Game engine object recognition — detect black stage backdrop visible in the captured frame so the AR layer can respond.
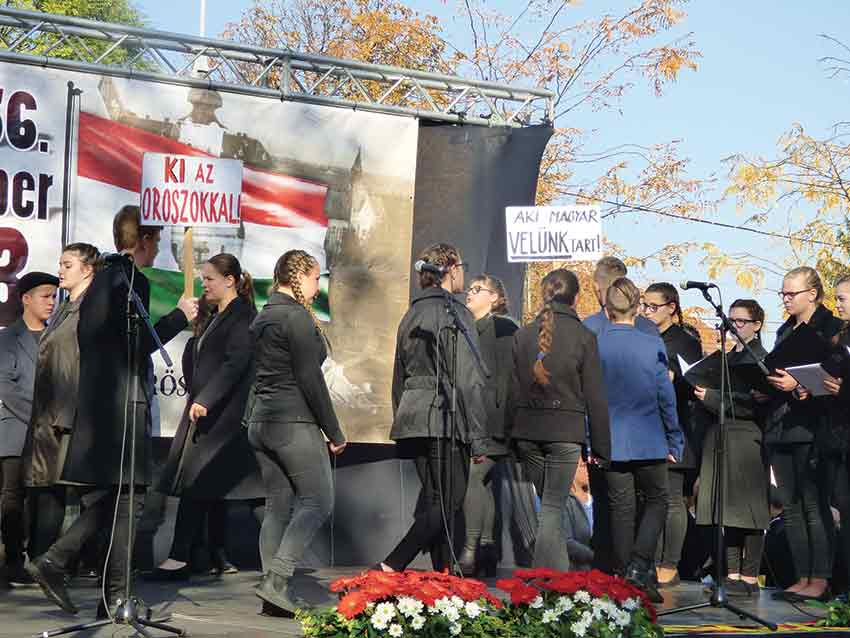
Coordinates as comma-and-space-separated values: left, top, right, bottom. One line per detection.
140, 122, 552, 570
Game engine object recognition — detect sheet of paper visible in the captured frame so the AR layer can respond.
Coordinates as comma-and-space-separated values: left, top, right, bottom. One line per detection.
785, 363, 832, 397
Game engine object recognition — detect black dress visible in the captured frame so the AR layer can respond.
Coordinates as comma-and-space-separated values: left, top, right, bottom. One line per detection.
696, 340, 770, 531
660, 323, 703, 474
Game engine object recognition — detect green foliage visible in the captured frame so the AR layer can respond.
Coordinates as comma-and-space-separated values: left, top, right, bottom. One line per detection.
3, 0, 147, 65
815, 598, 850, 627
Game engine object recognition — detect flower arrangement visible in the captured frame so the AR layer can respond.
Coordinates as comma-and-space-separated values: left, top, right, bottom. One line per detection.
298, 570, 505, 637
496, 568, 662, 638
297, 568, 661, 638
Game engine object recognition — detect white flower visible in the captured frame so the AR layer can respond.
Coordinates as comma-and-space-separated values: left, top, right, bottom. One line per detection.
615, 610, 631, 627
608, 622, 617, 632
571, 621, 589, 637
449, 623, 462, 636
542, 609, 559, 624
434, 597, 453, 613
575, 590, 591, 604
443, 606, 461, 623
580, 611, 593, 625
530, 595, 544, 609
555, 596, 574, 613
410, 615, 426, 630
388, 624, 404, 638
375, 602, 396, 620
451, 596, 465, 608
397, 597, 424, 618
371, 615, 390, 631
464, 601, 481, 619
623, 597, 640, 611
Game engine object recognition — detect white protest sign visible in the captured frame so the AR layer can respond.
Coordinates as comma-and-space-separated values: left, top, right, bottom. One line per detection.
140, 153, 243, 227
506, 205, 602, 263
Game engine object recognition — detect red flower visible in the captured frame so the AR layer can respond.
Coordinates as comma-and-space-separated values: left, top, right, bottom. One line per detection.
337, 591, 369, 619
514, 567, 559, 581
510, 583, 540, 605
496, 578, 525, 593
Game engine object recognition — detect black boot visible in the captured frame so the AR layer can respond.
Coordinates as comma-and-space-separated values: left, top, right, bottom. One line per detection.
255, 572, 298, 616
478, 544, 498, 578
624, 563, 664, 604
458, 546, 477, 576
27, 556, 78, 614
209, 548, 238, 576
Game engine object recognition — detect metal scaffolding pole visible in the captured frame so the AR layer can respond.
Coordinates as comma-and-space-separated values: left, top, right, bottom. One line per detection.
0, 6, 554, 127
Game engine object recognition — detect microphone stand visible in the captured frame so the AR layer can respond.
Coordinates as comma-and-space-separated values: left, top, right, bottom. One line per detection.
39, 256, 185, 637
658, 286, 776, 631
437, 288, 490, 576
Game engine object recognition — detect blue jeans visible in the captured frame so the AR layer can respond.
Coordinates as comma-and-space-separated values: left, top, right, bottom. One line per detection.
515, 440, 582, 571
248, 421, 333, 578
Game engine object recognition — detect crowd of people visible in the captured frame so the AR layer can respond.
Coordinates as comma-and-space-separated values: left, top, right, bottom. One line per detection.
2, 217, 850, 620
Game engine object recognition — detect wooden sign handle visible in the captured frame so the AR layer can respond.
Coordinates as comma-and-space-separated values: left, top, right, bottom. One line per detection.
183, 227, 194, 298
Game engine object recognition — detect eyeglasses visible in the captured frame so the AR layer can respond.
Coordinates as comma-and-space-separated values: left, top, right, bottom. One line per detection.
467, 285, 493, 296
640, 302, 673, 313
778, 288, 814, 301
452, 262, 469, 273
730, 318, 758, 327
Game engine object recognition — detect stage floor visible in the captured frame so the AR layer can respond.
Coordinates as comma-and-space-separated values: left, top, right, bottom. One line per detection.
0, 568, 842, 637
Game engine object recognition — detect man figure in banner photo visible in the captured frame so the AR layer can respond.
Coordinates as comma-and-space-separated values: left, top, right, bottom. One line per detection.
27, 206, 198, 617
0, 272, 58, 587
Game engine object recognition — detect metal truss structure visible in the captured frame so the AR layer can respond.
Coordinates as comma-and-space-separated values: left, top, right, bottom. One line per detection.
0, 6, 553, 127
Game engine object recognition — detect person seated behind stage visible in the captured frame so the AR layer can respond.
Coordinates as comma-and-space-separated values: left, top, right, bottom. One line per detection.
26, 208, 198, 617
562, 460, 594, 571
375, 243, 488, 576
150, 253, 263, 582
0, 272, 58, 587
246, 249, 347, 617
508, 268, 610, 572
692, 299, 770, 598
642, 282, 703, 589
595, 277, 682, 604
459, 274, 519, 577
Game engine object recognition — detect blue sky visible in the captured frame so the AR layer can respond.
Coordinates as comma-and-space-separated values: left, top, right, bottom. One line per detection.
136, 0, 850, 342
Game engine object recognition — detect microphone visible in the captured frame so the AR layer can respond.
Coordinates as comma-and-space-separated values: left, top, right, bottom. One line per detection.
680, 280, 717, 292
414, 260, 446, 275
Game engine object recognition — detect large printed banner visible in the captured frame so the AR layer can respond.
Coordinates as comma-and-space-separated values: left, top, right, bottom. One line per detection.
0, 63, 418, 441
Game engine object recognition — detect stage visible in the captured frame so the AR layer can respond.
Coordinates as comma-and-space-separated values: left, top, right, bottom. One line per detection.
2, 568, 848, 638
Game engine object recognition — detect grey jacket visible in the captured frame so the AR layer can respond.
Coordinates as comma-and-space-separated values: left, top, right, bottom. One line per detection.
389, 287, 488, 456
0, 319, 39, 457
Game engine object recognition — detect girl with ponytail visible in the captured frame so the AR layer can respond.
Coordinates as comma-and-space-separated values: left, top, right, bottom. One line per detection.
641, 282, 702, 587
508, 268, 610, 572
246, 249, 346, 615
153, 253, 263, 582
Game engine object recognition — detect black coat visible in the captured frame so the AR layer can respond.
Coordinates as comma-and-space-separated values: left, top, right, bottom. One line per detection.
661, 324, 703, 469
763, 304, 843, 446
248, 292, 345, 445
389, 287, 488, 456
696, 340, 770, 530
157, 296, 263, 500
0, 318, 39, 457
507, 303, 610, 462
477, 314, 519, 456
60, 258, 187, 486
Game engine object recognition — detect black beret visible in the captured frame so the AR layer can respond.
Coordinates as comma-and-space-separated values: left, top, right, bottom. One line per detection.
18, 271, 59, 297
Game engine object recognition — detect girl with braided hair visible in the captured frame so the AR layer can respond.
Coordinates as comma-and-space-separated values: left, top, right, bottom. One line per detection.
246, 249, 346, 616
641, 282, 702, 587
507, 268, 610, 572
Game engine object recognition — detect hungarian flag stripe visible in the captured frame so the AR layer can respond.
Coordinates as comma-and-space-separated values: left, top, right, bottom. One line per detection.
78, 111, 329, 228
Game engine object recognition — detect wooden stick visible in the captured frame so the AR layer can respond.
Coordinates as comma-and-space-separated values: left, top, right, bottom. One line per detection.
183, 227, 194, 298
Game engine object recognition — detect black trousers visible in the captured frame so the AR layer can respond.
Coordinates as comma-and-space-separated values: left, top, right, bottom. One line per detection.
385, 438, 469, 572
45, 487, 143, 601
27, 485, 66, 559
655, 469, 687, 569
726, 530, 765, 578
0, 457, 25, 566
607, 460, 669, 573
589, 463, 614, 573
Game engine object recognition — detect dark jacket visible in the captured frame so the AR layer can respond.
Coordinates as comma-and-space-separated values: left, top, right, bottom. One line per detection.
507, 303, 610, 462
477, 314, 519, 456
596, 323, 682, 462
0, 319, 39, 457
562, 493, 594, 570
389, 287, 488, 456
59, 258, 187, 486
24, 296, 83, 487
763, 304, 843, 446
157, 296, 262, 500
696, 340, 770, 530
584, 310, 659, 337
248, 292, 345, 445
661, 323, 703, 469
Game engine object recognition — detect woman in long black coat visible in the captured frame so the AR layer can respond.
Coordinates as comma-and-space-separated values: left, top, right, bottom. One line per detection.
150, 253, 262, 580
694, 299, 770, 598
